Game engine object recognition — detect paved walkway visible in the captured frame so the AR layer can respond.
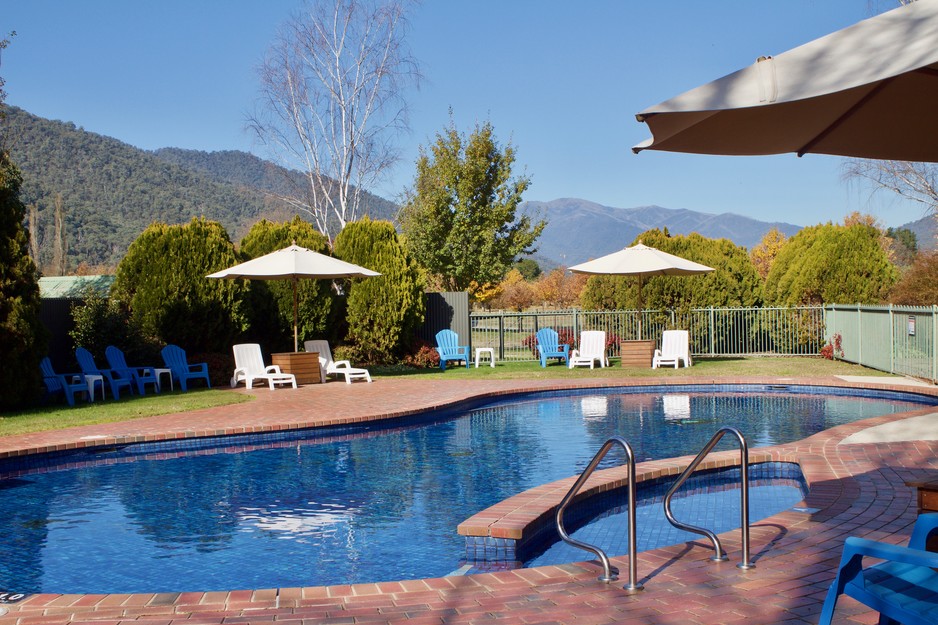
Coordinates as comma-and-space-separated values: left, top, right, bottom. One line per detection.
2, 375, 937, 625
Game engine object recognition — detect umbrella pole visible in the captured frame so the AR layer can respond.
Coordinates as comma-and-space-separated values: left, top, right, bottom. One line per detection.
293, 277, 299, 353
637, 275, 643, 341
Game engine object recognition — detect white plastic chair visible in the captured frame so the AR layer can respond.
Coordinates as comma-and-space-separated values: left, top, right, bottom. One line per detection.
231, 344, 296, 390
568, 331, 608, 369
304, 340, 372, 384
652, 330, 692, 368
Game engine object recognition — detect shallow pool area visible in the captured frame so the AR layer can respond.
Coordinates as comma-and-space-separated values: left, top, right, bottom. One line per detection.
0, 384, 933, 594
522, 462, 807, 569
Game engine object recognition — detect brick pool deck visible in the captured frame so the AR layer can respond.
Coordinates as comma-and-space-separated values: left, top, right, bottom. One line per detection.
1, 375, 937, 625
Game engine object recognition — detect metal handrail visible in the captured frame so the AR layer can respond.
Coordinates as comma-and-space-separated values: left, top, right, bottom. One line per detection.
663, 426, 755, 569
555, 436, 643, 593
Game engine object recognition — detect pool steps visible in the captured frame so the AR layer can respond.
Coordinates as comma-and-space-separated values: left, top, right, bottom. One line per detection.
553, 428, 754, 593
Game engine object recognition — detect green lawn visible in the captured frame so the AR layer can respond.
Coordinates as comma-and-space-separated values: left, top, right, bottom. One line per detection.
372, 356, 887, 381
0, 388, 250, 437
4, 357, 893, 438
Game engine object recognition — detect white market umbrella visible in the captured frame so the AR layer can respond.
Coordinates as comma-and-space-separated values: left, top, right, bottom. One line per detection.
633, 0, 938, 161
569, 243, 714, 339
208, 243, 380, 351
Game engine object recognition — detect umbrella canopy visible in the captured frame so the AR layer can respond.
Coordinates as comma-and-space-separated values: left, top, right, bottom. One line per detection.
208, 244, 380, 351
633, 0, 938, 162
569, 243, 714, 339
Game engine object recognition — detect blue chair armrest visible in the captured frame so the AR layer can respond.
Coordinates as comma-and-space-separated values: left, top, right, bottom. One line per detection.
909, 512, 938, 550
841, 536, 938, 569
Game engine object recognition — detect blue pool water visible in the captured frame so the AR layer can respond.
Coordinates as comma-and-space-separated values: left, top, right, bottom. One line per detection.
0, 385, 932, 594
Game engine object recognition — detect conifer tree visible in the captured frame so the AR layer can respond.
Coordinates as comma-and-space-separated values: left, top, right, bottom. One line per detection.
239, 216, 338, 350
764, 222, 897, 306
0, 150, 46, 409
0, 31, 47, 409
333, 217, 424, 363
111, 218, 248, 353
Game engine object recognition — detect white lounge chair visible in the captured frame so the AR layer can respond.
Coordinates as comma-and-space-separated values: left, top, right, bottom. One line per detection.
568, 331, 608, 369
653, 330, 692, 368
304, 340, 372, 384
231, 343, 297, 390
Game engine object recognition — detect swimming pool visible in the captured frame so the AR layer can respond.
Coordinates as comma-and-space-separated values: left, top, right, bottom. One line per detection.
0, 385, 932, 594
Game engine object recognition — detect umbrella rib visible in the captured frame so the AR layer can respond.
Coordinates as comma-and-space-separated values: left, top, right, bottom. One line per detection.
796, 78, 893, 157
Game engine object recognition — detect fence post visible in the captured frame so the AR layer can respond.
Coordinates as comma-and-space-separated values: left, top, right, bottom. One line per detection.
857, 303, 862, 365
709, 306, 715, 357
498, 312, 505, 361
933, 306, 937, 383
889, 304, 895, 374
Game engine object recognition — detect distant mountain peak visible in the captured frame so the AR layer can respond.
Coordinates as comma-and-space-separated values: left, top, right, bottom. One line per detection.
520, 198, 802, 268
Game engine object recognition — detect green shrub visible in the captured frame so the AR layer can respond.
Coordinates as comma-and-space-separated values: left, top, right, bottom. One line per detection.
111, 218, 248, 353
69, 289, 157, 362
402, 340, 440, 368
333, 218, 425, 364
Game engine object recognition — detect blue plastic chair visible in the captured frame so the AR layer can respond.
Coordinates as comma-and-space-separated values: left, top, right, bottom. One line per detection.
40, 357, 91, 406
106, 346, 159, 395
76, 347, 134, 400
535, 328, 570, 367
161, 344, 211, 391
434, 330, 470, 370
818, 513, 938, 625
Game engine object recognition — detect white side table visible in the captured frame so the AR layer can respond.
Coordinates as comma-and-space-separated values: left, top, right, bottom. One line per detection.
82, 374, 104, 402
154, 368, 174, 392
474, 347, 496, 368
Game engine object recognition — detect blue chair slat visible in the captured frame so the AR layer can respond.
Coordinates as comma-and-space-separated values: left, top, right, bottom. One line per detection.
40, 357, 89, 406
105, 346, 159, 395
434, 330, 470, 370
161, 344, 211, 391
535, 328, 569, 368
76, 347, 134, 400
818, 513, 938, 625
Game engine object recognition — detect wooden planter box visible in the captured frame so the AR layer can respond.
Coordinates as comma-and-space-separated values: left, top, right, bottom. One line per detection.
271, 352, 321, 385
619, 340, 656, 368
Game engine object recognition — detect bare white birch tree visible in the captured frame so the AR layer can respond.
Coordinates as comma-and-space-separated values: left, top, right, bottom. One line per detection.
250, 0, 419, 242
844, 159, 938, 213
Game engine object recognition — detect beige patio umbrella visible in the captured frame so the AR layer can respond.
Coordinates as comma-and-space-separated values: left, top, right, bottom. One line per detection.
633, 0, 938, 162
569, 243, 714, 339
207, 243, 380, 352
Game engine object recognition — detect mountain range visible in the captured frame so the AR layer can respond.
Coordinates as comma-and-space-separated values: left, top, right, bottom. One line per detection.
4, 105, 931, 273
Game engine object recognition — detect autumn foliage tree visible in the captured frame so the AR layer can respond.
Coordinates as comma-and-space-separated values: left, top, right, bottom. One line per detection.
750, 227, 787, 280
888, 251, 938, 304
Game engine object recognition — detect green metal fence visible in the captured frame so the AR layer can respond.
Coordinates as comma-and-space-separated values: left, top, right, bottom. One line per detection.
470, 306, 826, 362
825, 304, 938, 382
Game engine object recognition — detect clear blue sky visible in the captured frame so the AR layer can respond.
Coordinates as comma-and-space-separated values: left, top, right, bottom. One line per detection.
1, 0, 926, 228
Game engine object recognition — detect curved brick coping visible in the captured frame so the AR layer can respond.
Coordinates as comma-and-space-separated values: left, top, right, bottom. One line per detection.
457, 448, 788, 556
2, 377, 935, 465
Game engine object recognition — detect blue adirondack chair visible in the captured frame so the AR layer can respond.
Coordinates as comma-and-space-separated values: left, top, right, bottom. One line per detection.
535, 328, 569, 367
434, 330, 470, 370
106, 346, 159, 395
161, 344, 211, 391
40, 357, 91, 406
76, 347, 135, 400
818, 513, 938, 625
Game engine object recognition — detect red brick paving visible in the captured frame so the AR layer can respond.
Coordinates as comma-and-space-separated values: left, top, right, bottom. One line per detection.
1, 375, 936, 625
